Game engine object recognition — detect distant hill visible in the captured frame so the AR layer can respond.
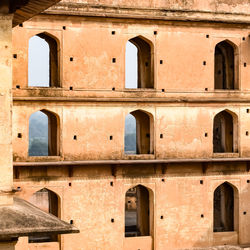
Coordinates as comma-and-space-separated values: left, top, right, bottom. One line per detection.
29, 112, 48, 156
125, 115, 136, 154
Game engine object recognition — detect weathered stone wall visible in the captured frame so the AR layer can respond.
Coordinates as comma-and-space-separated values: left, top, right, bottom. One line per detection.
14, 164, 250, 249
11, 1, 250, 249
11, 104, 250, 161
11, 16, 250, 161
12, 17, 250, 91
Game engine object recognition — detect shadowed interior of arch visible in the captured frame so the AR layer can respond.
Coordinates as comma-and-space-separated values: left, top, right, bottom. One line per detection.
28, 33, 59, 87
125, 185, 150, 237
125, 36, 154, 89
29, 110, 58, 156
213, 110, 234, 153
29, 188, 59, 243
124, 110, 153, 154
214, 182, 235, 232
214, 40, 237, 90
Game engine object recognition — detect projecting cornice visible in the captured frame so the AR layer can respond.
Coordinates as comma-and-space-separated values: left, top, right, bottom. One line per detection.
45, 2, 250, 24
13, 157, 250, 167
12, 89, 250, 104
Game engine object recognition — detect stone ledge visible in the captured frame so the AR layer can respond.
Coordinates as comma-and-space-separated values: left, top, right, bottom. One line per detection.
13, 157, 250, 167
184, 246, 248, 250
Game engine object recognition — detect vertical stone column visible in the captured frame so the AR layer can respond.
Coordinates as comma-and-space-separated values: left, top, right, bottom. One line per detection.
0, 14, 13, 205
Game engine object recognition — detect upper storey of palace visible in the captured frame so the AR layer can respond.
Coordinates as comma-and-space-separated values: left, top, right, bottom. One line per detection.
10, 0, 250, 162
12, 4, 250, 100
47, 0, 250, 22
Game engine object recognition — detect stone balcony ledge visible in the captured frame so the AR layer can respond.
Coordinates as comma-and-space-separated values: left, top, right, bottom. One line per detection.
13, 157, 250, 167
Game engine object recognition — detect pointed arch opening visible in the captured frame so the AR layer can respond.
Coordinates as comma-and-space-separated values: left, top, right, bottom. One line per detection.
29, 188, 60, 242
28, 32, 60, 87
213, 110, 238, 153
125, 185, 153, 237
214, 40, 238, 90
124, 110, 154, 155
213, 182, 239, 232
125, 36, 154, 89
29, 110, 59, 156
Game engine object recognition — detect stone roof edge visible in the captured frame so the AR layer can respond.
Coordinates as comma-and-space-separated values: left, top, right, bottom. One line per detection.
44, 2, 250, 24
0, 197, 79, 239
12, 0, 61, 27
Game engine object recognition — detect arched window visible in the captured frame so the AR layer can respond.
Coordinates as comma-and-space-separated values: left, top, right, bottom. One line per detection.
213, 110, 237, 153
28, 33, 59, 87
214, 40, 238, 90
29, 110, 59, 156
213, 182, 238, 232
124, 110, 154, 154
125, 185, 151, 237
29, 188, 60, 242
125, 36, 154, 89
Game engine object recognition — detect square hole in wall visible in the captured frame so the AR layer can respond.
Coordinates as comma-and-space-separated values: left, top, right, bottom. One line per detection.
200, 180, 203, 184
162, 89, 165, 92
111, 218, 114, 223
160, 215, 164, 219
160, 60, 163, 64
110, 181, 113, 186
112, 58, 116, 63
110, 136, 113, 140
160, 134, 163, 139
112, 87, 115, 91
19, 23, 23, 27
205, 88, 208, 91
154, 31, 157, 35
203, 61, 206, 66
247, 109, 249, 113
63, 26, 66, 30
201, 214, 204, 218
16, 85, 20, 89
112, 31, 115, 35
17, 133, 22, 138
205, 133, 208, 137
70, 57, 73, 61
13, 54, 17, 59
70, 220, 74, 224
69, 86, 73, 90
243, 37, 246, 41
206, 34, 209, 38
246, 131, 249, 136
69, 182, 72, 186
244, 63, 247, 67
73, 135, 77, 140
247, 180, 250, 183
243, 211, 247, 215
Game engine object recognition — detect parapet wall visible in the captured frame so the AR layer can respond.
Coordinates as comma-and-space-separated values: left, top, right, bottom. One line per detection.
46, 0, 250, 24
57, 0, 250, 14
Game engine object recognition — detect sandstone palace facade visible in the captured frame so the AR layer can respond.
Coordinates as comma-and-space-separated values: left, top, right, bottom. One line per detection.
11, 0, 250, 249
